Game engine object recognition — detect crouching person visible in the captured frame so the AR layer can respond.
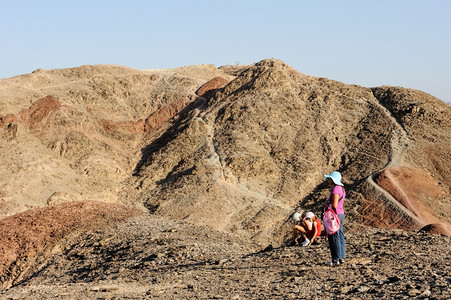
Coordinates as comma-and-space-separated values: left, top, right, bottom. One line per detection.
303, 212, 322, 246
292, 211, 321, 246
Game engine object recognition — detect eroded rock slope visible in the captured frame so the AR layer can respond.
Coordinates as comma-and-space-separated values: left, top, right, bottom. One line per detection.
0, 64, 234, 217
1, 59, 450, 244
126, 59, 451, 245
0, 59, 450, 292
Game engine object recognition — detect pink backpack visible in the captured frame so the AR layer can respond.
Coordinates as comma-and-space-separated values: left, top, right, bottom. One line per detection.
323, 208, 341, 235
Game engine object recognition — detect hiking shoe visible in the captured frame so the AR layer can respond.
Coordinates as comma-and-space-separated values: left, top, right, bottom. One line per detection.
301, 239, 310, 247
339, 259, 345, 264
326, 260, 340, 267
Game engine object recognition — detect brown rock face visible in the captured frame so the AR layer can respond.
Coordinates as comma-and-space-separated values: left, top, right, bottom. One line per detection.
0, 201, 139, 289
144, 97, 189, 133
0, 114, 18, 127
420, 223, 451, 235
127, 59, 451, 245
19, 95, 62, 129
361, 167, 451, 235
368, 167, 450, 234
375, 167, 444, 223
0, 64, 234, 218
195, 76, 231, 99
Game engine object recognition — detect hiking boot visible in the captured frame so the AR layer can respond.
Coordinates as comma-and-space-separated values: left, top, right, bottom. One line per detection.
326, 260, 340, 267
339, 259, 345, 264
301, 239, 310, 247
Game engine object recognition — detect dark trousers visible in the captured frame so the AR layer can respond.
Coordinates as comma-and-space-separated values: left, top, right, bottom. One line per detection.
327, 214, 346, 261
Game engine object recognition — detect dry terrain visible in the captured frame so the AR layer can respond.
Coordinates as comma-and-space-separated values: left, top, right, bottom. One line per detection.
0, 59, 450, 298
1, 214, 450, 299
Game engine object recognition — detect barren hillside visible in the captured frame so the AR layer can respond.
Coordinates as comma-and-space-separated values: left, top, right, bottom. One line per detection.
0, 59, 450, 296
124, 59, 451, 244
0, 64, 234, 216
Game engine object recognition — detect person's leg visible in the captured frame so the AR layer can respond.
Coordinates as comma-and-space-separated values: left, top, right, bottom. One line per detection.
293, 225, 306, 243
292, 226, 298, 243
337, 214, 346, 260
327, 232, 339, 262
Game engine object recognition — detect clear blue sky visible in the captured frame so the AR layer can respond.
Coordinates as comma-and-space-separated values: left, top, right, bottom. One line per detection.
1, 0, 450, 102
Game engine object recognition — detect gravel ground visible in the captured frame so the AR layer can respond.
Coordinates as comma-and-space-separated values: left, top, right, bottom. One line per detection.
1, 215, 450, 299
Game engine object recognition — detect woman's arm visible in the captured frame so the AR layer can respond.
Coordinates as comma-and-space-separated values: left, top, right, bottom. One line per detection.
331, 193, 339, 213
309, 222, 318, 245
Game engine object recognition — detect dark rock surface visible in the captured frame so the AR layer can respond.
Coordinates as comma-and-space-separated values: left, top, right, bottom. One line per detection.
2, 215, 449, 299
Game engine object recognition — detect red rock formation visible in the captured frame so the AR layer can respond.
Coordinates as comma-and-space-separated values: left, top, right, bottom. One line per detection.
195, 76, 230, 99
144, 98, 187, 133
358, 192, 421, 230
374, 166, 450, 235
99, 119, 145, 134
0, 201, 140, 289
0, 114, 19, 127
19, 95, 62, 129
420, 223, 451, 235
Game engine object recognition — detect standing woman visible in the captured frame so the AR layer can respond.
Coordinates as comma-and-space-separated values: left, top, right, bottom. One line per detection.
324, 171, 346, 266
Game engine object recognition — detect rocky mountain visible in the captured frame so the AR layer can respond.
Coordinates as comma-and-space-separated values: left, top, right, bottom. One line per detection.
0, 58, 450, 296
0, 64, 234, 216
123, 59, 450, 244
